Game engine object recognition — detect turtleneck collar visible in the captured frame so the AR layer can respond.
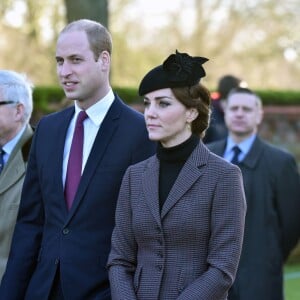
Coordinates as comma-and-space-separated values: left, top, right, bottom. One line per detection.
157, 134, 199, 163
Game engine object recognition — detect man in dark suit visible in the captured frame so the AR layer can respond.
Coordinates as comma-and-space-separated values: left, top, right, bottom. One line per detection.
0, 70, 34, 282
0, 19, 155, 300
207, 87, 300, 300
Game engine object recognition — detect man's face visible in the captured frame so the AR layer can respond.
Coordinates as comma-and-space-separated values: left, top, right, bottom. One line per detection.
55, 30, 109, 108
224, 92, 263, 138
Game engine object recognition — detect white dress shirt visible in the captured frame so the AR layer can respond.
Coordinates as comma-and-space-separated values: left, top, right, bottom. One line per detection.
223, 134, 256, 163
62, 89, 115, 186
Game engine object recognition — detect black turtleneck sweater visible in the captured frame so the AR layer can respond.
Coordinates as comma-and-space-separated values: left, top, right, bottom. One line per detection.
157, 134, 199, 210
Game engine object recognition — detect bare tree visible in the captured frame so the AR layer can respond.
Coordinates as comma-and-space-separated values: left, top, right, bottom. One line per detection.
64, 0, 109, 27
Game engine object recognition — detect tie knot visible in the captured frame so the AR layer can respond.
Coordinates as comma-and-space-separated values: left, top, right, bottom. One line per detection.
76, 111, 88, 125
232, 145, 241, 155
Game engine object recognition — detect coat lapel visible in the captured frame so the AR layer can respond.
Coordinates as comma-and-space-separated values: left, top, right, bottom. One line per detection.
161, 142, 209, 219
0, 125, 33, 193
240, 136, 264, 169
142, 156, 161, 225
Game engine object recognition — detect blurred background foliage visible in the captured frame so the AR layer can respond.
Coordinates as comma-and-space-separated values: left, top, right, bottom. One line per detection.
0, 0, 299, 92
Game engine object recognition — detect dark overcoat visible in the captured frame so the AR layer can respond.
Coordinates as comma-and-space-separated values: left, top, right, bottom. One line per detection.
208, 136, 300, 300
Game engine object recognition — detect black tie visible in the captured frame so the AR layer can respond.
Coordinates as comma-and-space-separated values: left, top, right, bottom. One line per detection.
0, 148, 5, 174
231, 145, 241, 165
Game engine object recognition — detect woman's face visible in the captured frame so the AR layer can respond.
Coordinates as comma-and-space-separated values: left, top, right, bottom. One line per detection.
143, 88, 197, 148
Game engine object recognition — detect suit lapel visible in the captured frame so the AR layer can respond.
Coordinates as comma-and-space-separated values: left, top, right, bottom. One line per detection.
66, 98, 122, 219
161, 142, 209, 219
52, 107, 76, 215
240, 136, 264, 169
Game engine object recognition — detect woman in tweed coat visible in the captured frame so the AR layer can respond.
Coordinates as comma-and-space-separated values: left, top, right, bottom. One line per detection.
107, 51, 246, 300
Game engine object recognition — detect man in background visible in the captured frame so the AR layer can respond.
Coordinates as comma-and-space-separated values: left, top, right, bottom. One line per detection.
208, 87, 300, 300
204, 74, 243, 143
0, 70, 34, 281
0, 19, 155, 300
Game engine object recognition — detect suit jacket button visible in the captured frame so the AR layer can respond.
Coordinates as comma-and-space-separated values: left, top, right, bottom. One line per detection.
62, 228, 69, 235
54, 258, 60, 265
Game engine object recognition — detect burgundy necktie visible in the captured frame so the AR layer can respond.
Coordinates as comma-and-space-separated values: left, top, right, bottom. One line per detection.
64, 111, 88, 210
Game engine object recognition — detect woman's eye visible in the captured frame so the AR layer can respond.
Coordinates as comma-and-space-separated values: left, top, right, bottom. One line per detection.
159, 101, 170, 108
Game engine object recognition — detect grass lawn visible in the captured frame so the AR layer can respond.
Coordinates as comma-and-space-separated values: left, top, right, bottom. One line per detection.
284, 263, 300, 300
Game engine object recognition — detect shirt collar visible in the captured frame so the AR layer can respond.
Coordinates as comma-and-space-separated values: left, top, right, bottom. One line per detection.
74, 89, 115, 126
2, 125, 27, 156
225, 134, 256, 157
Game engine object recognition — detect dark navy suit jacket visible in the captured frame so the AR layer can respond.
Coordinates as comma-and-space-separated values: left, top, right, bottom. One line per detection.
0, 95, 155, 300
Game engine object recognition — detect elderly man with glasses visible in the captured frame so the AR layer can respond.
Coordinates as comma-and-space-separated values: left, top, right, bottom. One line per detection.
0, 70, 34, 281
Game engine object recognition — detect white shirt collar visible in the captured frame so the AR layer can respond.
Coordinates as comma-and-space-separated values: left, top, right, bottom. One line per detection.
2, 125, 27, 156
74, 89, 115, 126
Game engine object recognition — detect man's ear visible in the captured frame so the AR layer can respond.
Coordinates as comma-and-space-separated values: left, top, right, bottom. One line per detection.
97, 51, 110, 71
15, 103, 25, 121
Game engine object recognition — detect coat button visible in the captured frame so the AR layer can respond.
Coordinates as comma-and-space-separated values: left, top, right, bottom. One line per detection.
62, 228, 69, 235
156, 265, 162, 271
54, 258, 60, 265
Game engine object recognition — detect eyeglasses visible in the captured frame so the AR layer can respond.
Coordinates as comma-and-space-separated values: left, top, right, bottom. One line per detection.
0, 101, 17, 106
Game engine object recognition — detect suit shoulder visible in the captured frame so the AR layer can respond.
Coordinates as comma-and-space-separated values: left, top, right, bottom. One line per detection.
37, 106, 72, 125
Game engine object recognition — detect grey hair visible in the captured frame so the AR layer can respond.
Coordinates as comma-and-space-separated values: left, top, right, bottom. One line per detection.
0, 70, 33, 123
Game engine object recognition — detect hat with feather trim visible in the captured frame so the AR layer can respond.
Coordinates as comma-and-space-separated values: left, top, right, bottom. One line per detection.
138, 50, 209, 96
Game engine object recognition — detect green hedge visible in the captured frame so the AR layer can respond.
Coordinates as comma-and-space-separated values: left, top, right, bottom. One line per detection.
256, 90, 300, 106
32, 86, 300, 117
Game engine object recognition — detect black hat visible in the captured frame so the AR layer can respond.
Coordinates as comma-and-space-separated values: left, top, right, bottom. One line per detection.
138, 50, 208, 96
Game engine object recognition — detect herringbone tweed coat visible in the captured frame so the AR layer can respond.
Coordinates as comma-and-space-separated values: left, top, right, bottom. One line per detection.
107, 141, 246, 300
